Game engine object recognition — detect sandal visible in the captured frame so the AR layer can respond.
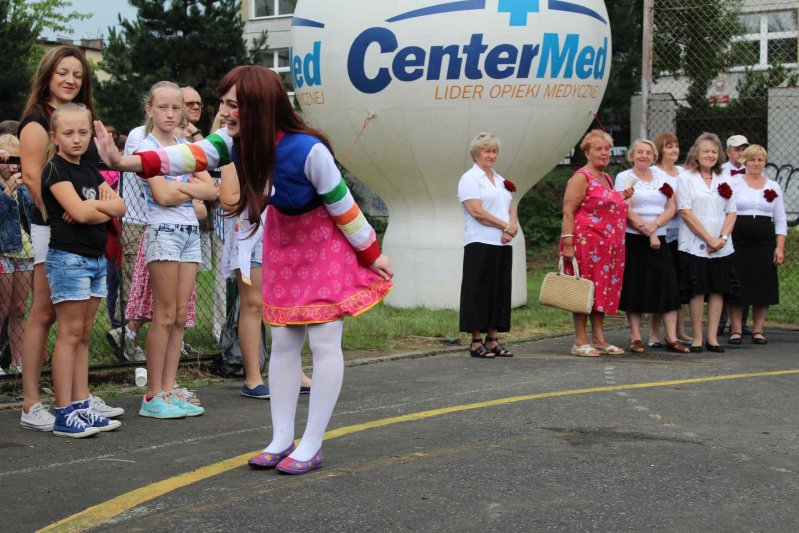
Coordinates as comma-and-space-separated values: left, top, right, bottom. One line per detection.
630, 339, 645, 353
593, 344, 625, 356
728, 332, 742, 345
469, 340, 495, 358
664, 339, 690, 353
571, 344, 601, 357
752, 332, 768, 345
484, 337, 514, 357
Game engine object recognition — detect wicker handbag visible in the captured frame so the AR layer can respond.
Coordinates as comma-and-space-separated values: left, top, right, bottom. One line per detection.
539, 257, 595, 314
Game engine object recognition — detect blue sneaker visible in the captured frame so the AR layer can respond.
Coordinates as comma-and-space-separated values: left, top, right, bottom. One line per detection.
241, 383, 270, 399
53, 406, 101, 438
165, 390, 205, 417
139, 392, 187, 419
72, 400, 122, 432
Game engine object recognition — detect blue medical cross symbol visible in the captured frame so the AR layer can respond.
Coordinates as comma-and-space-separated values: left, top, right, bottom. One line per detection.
498, 0, 540, 26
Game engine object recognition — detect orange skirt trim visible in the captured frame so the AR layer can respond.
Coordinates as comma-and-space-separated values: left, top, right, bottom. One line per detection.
263, 278, 393, 326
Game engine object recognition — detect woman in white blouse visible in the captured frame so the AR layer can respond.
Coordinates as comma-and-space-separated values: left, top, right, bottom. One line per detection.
458, 132, 519, 358
677, 133, 738, 353
615, 140, 688, 354
727, 145, 786, 345
649, 132, 692, 345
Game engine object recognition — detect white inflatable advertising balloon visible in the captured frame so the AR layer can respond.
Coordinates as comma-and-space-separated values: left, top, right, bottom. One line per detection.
291, 0, 611, 309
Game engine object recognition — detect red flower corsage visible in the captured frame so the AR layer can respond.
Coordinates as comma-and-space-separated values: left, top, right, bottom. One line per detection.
503, 179, 517, 192
763, 188, 778, 203
659, 183, 674, 198
717, 182, 733, 199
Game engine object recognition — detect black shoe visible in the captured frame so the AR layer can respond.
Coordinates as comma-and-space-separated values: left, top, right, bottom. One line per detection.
689, 345, 703, 353
705, 342, 725, 353
751, 332, 768, 345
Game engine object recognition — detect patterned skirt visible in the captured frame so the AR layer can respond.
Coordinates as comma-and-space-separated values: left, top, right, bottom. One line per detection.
125, 232, 197, 326
262, 205, 392, 326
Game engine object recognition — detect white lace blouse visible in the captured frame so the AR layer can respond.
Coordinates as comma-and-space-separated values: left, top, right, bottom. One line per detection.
677, 170, 736, 258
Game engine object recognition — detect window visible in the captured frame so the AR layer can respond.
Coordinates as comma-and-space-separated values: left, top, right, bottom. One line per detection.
262, 48, 293, 91
253, 0, 294, 18
732, 10, 798, 69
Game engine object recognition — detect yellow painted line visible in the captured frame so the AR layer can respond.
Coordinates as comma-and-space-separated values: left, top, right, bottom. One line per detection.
40, 368, 799, 532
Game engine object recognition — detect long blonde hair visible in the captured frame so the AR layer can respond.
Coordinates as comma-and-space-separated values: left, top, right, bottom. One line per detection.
143, 81, 182, 136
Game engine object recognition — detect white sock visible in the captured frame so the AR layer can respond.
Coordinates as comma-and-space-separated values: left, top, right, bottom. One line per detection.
124, 327, 136, 341
264, 325, 305, 453
292, 320, 344, 461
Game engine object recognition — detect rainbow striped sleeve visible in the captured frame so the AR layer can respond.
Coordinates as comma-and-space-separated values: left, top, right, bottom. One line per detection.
322, 177, 381, 266
138, 129, 233, 178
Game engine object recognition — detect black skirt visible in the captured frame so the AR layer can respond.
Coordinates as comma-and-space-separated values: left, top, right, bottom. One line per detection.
459, 242, 512, 333
728, 216, 779, 306
618, 234, 681, 313
679, 251, 740, 300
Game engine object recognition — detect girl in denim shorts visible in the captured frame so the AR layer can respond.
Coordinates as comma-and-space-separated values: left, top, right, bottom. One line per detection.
136, 82, 219, 419
41, 104, 128, 437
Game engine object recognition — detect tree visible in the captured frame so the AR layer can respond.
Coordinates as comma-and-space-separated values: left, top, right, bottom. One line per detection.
601, 0, 643, 143
653, 0, 743, 110
0, 0, 88, 120
96, 0, 268, 133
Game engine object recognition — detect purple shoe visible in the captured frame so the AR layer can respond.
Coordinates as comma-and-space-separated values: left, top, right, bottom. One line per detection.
247, 443, 296, 469
275, 450, 324, 475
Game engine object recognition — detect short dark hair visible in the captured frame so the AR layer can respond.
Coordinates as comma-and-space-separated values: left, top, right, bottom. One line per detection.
0, 120, 20, 136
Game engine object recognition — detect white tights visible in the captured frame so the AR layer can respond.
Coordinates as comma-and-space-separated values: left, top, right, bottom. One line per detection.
264, 320, 344, 461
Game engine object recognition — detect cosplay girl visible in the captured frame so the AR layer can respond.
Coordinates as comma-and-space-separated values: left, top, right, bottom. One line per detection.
94, 66, 393, 473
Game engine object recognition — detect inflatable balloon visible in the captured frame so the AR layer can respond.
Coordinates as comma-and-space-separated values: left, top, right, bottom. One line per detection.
291, 0, 611, 309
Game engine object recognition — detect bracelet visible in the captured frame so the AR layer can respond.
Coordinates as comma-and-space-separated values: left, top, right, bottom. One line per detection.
189, 130, 201, 138
504, 224, 510, 233
560, 233, 574, 239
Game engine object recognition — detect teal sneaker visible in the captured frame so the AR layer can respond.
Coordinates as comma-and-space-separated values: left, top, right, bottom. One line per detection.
139, 392, 186, 419
166, 390, 205, 417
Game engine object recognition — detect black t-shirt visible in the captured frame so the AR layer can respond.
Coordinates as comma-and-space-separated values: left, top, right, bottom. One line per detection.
42, 154, 107, 257
18, 106, 101, 226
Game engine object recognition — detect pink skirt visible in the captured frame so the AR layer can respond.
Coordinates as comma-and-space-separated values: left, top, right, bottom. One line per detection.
125, 233, 197, 326
262, 205, 392, 326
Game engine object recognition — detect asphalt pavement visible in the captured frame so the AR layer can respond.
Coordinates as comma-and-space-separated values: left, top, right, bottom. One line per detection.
2, 330, 798, 532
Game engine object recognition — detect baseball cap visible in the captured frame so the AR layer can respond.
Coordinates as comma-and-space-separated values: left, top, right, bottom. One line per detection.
726, 135, 749, 148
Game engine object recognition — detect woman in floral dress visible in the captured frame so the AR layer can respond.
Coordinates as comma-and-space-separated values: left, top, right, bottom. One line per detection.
561, 130, 631, 357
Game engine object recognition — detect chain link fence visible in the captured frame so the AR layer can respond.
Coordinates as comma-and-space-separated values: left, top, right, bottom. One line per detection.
641, 0, 799, 323
0, 161, 230, 375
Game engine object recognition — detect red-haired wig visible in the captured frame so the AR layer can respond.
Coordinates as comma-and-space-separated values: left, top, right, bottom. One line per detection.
217, 66, 332, 226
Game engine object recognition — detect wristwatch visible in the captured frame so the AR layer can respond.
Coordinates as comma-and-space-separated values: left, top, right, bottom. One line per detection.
720, 234, 729, 242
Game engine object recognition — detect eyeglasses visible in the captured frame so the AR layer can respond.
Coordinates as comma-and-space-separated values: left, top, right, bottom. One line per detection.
185, 101, 203, 107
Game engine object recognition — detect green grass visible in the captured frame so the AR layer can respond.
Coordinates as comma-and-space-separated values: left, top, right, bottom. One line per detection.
34, 166, 799, 365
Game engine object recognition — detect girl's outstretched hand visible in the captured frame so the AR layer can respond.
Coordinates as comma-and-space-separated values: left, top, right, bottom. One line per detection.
369, 254, 394, 280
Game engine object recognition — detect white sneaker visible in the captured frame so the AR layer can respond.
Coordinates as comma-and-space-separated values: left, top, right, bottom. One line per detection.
132, 346, 146, 362
123, 343, 145, 362
173, 385, 202, 406
20, 402, 56, 431
89, 394, 125, 418
106, 327, 124, 350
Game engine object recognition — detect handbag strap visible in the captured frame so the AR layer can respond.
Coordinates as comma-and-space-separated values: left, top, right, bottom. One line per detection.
558, 256, 581, 279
